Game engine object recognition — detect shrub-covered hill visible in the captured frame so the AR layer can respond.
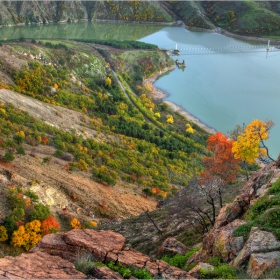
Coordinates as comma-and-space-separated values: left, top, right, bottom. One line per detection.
2, 1, 280, 38
0, 39, 209, 223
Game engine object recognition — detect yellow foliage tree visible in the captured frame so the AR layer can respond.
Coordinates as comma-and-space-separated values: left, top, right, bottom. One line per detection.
0, 226, 8, 242
71, 218, 82, 229
105, 77, 112, 88
186, 123, 195, 134
90, 221, 98, 227
232, 119, 275, 180
154, 112, 161, 118
11, 220, 42, 250
166, 115, 174, 124
16, 131, 25, 138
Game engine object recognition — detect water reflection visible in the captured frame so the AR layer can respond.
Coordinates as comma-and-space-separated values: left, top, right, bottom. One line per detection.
0, 21, 165, 41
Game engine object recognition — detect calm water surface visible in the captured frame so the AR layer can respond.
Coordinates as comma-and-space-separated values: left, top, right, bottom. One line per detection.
1, 23, 279, 157
140, 27, 280, 158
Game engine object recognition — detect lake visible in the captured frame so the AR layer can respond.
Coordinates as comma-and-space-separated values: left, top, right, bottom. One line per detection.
140, 27, 280, 158
1, 22, 280, 157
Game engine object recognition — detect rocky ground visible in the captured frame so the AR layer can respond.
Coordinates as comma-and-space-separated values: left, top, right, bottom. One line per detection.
0, 229, 195, 279
186, 156, 280, 278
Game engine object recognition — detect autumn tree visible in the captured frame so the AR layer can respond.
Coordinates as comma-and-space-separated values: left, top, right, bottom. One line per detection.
41, 216, 60, 235
0, 226, 8, 242
200, 132, 241, 208
232, 119, 275, 180
71, 218, 82, 229
11, 220, 42, 250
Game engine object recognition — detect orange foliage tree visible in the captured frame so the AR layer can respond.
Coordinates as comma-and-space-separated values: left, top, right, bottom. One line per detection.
41, 216, 60, 236
200, 132, 241, 208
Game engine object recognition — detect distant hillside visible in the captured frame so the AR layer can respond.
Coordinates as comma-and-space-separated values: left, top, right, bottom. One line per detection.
1, 1, 280, 37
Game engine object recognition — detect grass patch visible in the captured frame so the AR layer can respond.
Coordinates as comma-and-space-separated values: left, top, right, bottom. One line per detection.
107, 261, 152, 279
161, 246, 201, 269
200, 263, 237, 279
235, 178, 280, 240
74, 250, 96, 275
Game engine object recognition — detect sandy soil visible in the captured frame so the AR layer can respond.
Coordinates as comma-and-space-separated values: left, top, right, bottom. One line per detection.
0, 147, 156, 222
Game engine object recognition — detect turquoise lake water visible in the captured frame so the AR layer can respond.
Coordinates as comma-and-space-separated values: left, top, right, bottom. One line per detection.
1, 22, 279, 157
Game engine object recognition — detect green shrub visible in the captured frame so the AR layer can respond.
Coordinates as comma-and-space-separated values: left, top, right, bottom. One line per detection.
28, 203, 51, 221
13, 134, 24, 144
3, 151, 15, 163
200, 264, 237, 279
234, 221, 258, 240
206, 256, 222, 266
107, 261, 132, 278
161, 247, 201, 269
257, 207, 280, 228
132, 268, 152, 279
268, 178, 280, 195
6, 188, 26, 209
246, 195, 272, 220
3, 216, 17, 240
74, 251, 95, 275
25, 189, 39, 203
16, 146, 26, 155
10, 207, 25, 221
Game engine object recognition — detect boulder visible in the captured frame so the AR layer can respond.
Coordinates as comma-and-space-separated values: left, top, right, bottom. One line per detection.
190, 219, 245, 264
232, 228, 280, 267
30, 232, 77, 261
116, 248, 150, 269
31, 230, 194, 280
0, 251, 86, 279
63, 229, 125, 262
186, 248, 208, 265
247, 252, 280, 278
156, 260, 196, 279
188, 262, 214, 278
210, 220, 246, 262
158, 237, 189, 256
214, 164, 278, 230
33, 229, 126, 262
106, 247, 150, 269
91, 266, 123, 279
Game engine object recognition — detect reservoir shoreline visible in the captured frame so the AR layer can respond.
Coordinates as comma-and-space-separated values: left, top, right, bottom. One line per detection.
144, 68, 217, 135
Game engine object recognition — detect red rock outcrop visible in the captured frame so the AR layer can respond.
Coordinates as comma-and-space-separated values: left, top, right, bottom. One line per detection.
31, 229, 126, 262
158, 237, 189, 256
31, 229, 195, 279
91, 266, 123, 279
0, 251, 86, 279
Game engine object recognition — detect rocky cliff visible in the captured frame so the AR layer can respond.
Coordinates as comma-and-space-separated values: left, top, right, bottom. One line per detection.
1, 157, 280, 279
0, 229, 194, 279
187, 155, 280, 278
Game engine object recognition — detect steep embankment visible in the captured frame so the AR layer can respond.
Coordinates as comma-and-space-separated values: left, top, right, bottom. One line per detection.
186, 156, 280, 278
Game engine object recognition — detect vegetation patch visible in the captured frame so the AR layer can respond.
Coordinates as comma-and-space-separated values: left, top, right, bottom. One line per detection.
161, 246, 201, 269
234, 178, 280, 239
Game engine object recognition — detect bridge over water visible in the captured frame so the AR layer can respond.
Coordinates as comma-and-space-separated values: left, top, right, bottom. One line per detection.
161, 41, 280, 56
